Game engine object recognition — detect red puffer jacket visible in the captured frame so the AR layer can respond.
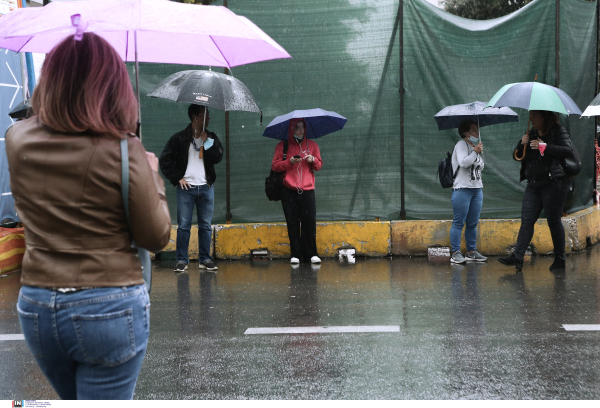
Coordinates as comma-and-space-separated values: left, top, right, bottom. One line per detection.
271, 118, 323, 191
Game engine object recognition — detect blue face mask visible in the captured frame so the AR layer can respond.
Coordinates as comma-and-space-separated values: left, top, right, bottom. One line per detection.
468, 136, 479, 145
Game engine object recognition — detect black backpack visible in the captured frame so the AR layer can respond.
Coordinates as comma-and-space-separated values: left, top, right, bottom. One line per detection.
265, 140, 288, 201
437, 148, 459, 188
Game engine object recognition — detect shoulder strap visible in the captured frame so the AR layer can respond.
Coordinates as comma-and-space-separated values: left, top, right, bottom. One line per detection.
120, 138, 131, 226
283, 140, 288, 160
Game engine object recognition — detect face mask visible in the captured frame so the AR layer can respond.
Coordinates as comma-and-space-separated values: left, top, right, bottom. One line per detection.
294, 134, 304, 142
468, 135, 479, 145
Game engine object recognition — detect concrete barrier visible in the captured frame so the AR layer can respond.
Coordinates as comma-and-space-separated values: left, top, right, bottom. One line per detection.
160, 205, 600, 259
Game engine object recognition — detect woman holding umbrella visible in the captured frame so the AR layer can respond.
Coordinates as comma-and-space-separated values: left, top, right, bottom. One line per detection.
450, 120, 487, 264
272, 119, 323, 264
498, 110, 574, 272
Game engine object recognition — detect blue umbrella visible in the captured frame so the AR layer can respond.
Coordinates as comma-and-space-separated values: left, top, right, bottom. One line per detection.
434, 101, 519, 131
262, 108, 347, 140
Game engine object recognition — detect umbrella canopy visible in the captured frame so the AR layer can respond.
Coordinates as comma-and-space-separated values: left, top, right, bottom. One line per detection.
262, 109, 347, 140
434, 101, 519, 130
486, 82, 581, 115
147, 70, 260, 114
581, 92, 600, 117
0, 0, 291, 68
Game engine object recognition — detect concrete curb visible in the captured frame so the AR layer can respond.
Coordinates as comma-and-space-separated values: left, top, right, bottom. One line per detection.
160, 205, 600, 259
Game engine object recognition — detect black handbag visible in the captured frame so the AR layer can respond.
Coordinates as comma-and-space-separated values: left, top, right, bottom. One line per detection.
265, 140, 288, 201
120, 137, 152, 293
562, 144, 582, 177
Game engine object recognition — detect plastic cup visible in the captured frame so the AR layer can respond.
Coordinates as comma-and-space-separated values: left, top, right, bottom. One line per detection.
538, 142, 546, 156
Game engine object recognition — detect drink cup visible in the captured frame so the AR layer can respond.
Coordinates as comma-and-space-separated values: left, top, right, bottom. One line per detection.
538, 142, 547, 156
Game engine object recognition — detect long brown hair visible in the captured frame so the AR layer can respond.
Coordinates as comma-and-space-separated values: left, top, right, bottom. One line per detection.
31, 33, 137, 138
533, 110, 560, 135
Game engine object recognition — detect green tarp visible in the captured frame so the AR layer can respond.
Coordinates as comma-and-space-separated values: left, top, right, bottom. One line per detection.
133, 0, 597, 223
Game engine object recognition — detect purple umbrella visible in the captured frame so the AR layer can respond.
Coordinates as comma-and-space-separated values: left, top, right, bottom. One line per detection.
0, 0, 291, 137
0, 0, 291, 67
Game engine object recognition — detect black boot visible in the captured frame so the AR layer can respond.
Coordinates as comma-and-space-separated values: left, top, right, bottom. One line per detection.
549, 257, 566, 271
498, 253, 523, 271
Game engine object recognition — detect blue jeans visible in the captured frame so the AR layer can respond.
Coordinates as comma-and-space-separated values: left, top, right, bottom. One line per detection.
17, 285, 150, 400
176, 184, 214, 264
450, 188, 483, 253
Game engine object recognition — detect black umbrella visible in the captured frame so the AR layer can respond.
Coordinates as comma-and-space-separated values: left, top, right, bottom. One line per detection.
434, 101, 519, 131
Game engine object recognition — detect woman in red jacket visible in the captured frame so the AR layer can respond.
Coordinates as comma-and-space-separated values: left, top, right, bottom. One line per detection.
271, 119, 323, 264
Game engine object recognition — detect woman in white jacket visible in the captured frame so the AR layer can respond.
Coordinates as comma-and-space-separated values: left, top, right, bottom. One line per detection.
450, 120, 487, 264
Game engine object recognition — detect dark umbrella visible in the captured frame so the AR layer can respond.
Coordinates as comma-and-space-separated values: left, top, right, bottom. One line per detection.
8, 99, 31, 120
262, 108, 347, 140
434, 101, 519, 131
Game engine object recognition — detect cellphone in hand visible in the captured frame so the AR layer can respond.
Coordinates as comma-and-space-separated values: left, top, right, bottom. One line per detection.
293, 155, 301, 159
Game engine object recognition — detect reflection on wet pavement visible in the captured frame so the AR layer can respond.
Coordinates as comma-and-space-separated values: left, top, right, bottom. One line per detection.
2, 247, 600, 399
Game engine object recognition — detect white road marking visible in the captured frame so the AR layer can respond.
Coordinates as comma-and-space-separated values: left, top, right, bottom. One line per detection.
562, 324, 600, 331
0, 334, 25, 341
245, 325, 400, 335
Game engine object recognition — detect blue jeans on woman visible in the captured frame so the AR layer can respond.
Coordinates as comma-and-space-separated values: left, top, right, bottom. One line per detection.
176, 184, 214, 264
17, 285, 150, 400
450, 188, 483, 253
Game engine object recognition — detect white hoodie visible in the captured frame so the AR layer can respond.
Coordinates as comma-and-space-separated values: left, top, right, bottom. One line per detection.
451, 139, 484, 189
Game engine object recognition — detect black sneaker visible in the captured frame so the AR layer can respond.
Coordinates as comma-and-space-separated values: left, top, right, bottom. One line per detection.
199, 259, 218, 272
174, 262, 188, 273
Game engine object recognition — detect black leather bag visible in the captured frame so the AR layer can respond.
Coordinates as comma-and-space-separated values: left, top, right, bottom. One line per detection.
550, 144, 581, 179
265, 140, 288, 201
562, 144, 582, 177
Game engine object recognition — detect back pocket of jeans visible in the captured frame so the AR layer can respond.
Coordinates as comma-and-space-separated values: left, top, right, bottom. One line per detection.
16, 306, 43, 359
72, 309, 136, 367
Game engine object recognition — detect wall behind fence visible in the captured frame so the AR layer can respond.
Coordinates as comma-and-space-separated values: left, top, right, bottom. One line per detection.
134, 0, 597, 223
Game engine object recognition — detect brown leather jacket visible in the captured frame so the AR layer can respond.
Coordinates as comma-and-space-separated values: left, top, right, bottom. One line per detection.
5, 117, 171, 288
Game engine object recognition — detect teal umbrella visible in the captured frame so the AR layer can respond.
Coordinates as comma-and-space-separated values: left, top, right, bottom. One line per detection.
486, 80, 581, 161
486, 81, 581, 115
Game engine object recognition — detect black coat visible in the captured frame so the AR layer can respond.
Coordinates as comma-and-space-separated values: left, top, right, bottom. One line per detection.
513, 124, 573, 182
159, 124, 223, 187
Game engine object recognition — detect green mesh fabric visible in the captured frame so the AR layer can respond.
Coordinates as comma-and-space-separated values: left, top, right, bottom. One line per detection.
131, 0, 597, 223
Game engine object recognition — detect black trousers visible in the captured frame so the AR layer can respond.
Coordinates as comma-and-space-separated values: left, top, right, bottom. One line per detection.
514, 179, 569, 261
281, 187, 318, 261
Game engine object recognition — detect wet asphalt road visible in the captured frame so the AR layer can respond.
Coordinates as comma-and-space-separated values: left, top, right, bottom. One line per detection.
1, 247, 600, 400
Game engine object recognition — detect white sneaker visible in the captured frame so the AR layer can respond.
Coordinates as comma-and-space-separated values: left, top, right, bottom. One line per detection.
290, 257, 300, 264
310, 256, 321, 264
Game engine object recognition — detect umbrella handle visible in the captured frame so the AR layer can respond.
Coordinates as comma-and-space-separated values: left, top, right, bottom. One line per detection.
514, 111, 532, 161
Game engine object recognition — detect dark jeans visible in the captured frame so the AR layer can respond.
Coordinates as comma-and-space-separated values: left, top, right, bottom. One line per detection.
513, 179, 569, 261
281, 187, 318, 261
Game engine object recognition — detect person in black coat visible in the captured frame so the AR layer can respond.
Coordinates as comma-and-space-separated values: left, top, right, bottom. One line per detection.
498, 110, 574, 272
159, 104, 223, 273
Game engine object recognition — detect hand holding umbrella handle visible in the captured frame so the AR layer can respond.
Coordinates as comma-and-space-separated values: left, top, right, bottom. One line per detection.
514, 111, 531, 161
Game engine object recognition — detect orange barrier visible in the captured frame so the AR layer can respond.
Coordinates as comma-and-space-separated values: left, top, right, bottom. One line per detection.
0, 227, 25, 275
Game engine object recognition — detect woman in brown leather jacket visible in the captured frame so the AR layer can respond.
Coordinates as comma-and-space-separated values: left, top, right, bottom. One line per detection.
5, 33, 171, 399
